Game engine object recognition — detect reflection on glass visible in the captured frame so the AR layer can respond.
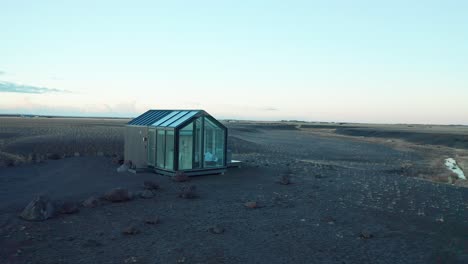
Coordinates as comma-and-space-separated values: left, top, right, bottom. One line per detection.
165, 130, 174, 170
194, 117, 202, 169
178, 122, 193, 170
156, 130, 165, 168
203, 117, 225, 168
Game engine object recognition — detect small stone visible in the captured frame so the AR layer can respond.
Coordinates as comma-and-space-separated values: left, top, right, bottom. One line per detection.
96, 152, 104, 157
139, 190, 155, 199
278, 175, 291, 185
47, 153, 62, 160
244, 201, 258, 209
122, 225, 140, 235
172, 172, 190, 182
103, 188, 132, 202
144, 216, 160, 225
82, 239, 103, 248
208, 225, 225, 234
178, 185, 197, 199
143, 181, 159, 190
359, 231, 373, 239
322, 216, 336, 224
124, 256, 139, 263
82, 196, 100, 208
58, 201, 80, 214
74, 152, 80, 157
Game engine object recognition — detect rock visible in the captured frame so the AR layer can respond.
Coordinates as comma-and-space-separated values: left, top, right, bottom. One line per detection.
122, 225, 140, 235
143, 181, 159, 190
82, 196, 100, 208
139, 190, 155, 199
58, 201, 80, 214
144, 216, 160, 225
124, 256, 139, 263
20, 195, 55, 221
244, 201, 258, 209
112, 155, 124, 165
322, 216, 336, 224
278, 175, 291, 185
73, 152, 80, 157
172, 172, 190, 182
103, 188, 132, 202
208, 225, 225, 234
96, 151, 104, 157
47, 153, 62, 160
359, 230, 373, 239
178, 185, 197, 199
117, 164, 129, 173
82, 239, 103, 248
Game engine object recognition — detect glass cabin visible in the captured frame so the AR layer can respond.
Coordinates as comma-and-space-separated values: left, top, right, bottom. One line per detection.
127, 110, 227, 176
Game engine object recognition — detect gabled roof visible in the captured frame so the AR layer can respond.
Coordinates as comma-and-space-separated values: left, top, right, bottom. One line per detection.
127, 110, 202, 127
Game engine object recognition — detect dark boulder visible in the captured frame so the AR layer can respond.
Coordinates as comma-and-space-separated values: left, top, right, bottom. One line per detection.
20, 195, 55, 221
58, 201, 80, 214
139, 190, 155, 199
103, 188, 132, 202
178, 185, 197, 199
82, 196, 101, 208
143, 181, 159, 190
172, 172, 190, 182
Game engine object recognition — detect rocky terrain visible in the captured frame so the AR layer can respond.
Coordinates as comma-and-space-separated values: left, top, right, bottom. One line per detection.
0, 117, 467, 263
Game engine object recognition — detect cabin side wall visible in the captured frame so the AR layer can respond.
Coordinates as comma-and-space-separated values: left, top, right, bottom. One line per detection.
124, 125, 148, 169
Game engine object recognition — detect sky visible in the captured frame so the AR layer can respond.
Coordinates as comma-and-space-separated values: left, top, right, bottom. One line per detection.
0, 0, 467, 124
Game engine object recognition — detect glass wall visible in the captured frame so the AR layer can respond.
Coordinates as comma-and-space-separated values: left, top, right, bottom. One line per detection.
156, 130, 165, 168
148, 129, 156, 166
152, 115, 225, 172
178, 122, 193, 170
203, 117, 225, 168
194, 117, 202, 169
165, 130, 175, 170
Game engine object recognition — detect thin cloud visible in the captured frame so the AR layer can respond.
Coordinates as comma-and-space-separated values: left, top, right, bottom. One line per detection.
0, 71, 5, 75
0, 81, 68, 94
262, 107, 278, 111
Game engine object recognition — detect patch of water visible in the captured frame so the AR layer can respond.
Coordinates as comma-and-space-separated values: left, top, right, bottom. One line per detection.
444, 158, 466, 180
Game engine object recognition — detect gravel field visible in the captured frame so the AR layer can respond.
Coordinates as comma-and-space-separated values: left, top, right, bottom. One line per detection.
0, 118, 467, 263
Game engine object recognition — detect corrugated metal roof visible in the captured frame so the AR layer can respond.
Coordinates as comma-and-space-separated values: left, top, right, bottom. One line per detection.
127, 109, 204, 127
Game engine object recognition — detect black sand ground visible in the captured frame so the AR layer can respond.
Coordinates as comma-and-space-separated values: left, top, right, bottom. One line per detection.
0, 121, 467, 264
